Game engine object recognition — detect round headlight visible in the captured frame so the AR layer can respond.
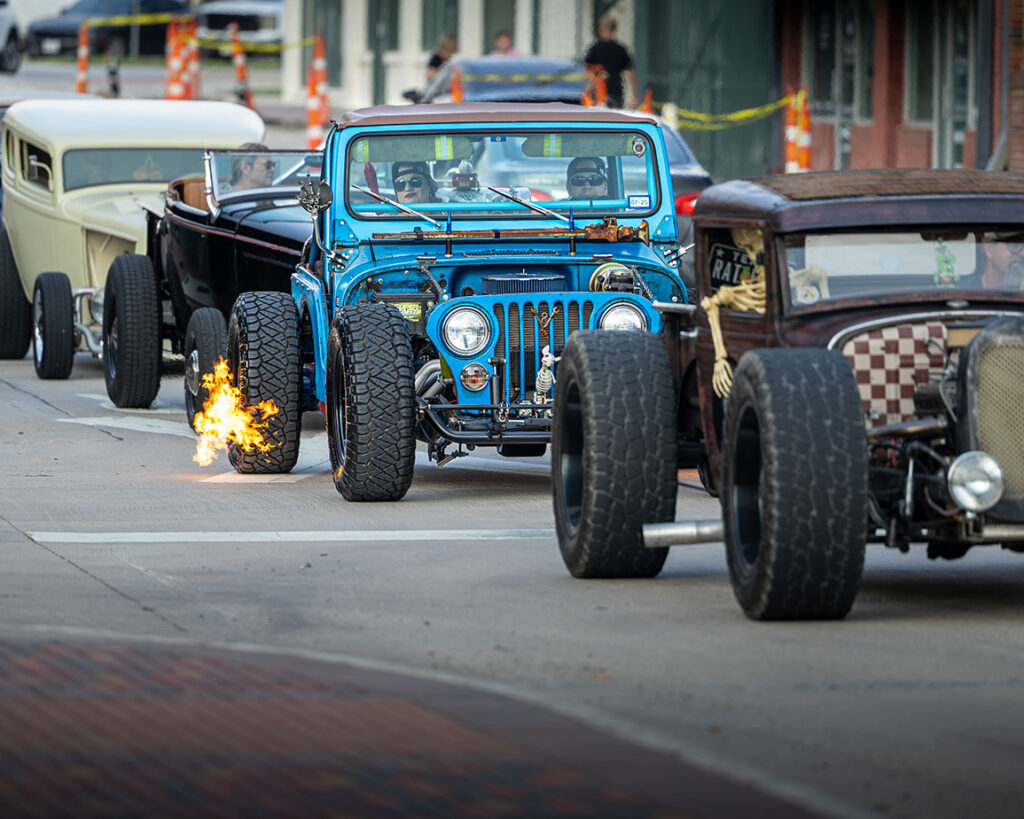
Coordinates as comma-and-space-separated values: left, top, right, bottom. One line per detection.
442, 307, 490, 356
88, 290, 104, 325
459, 362, 489, 391
947, 451, 1004, 512
599, 302, 647, 331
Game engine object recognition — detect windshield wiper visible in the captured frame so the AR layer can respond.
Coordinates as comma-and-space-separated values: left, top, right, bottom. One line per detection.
485, 185, 569, 223
353, 184, 441, 228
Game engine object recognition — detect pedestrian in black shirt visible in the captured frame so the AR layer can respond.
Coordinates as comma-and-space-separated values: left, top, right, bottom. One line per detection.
583, 15, 638, 109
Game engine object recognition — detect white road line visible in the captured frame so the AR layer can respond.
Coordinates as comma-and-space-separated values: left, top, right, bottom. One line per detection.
58, 416, 196, 439
77, 394, 182, 414
28, 528, 556, 544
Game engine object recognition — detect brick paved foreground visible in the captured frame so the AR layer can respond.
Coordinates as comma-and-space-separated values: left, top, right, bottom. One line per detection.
0, 640, 819, 819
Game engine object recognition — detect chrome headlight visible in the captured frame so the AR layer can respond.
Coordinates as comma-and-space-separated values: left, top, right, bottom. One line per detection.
442, 307, 490, 356
947, 451, 1004, 512
599, 302, 647, 331
88, 289, 104, 324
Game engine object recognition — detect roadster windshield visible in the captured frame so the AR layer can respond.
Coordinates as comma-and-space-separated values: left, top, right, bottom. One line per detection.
345, 128, 658, 219
207, 150, 323, 204
782, 229, 1024, 310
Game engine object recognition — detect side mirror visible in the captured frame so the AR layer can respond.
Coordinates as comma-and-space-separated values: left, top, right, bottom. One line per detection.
27, 155, 52, 190
298, 176, 332, 214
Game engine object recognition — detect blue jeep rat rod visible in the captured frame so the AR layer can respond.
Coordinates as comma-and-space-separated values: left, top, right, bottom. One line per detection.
225, 103, 688, 501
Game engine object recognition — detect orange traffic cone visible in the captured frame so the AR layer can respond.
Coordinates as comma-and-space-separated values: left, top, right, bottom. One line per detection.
306, 63, 322, 150
229, 22, 254, 109
784, 87, 799, 173
313, 32, 329, 124
164, 19, 186, 99
450, 68, 463, 103
639, 89, 654, 113
581, 86, 594, 106
74, 23, 89, 93
181, 18, 200, 100
797, 86, 812, 171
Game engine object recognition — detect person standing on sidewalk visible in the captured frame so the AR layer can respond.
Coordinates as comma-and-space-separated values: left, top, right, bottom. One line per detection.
583, 15, 638, 109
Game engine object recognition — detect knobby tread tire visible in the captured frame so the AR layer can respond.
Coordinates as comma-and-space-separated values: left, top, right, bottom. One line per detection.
327, 302, 416, 502
721, 348, 868, 621
0, 228, 30, 359
184, 307, 228, 433
103, 254, 161, 408
552, 331, 676, 578
227, 291, 301, 474
32, 273, 74, 380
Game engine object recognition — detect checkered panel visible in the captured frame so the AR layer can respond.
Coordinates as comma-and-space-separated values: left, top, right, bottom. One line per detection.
842, 323, 948, 427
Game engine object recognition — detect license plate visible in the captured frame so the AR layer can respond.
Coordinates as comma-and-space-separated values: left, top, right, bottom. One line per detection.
41, 38, 62, 55
391, 302, 422, 322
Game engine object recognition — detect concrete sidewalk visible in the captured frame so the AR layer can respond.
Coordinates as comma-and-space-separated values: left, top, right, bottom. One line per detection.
0, 638, 821, 818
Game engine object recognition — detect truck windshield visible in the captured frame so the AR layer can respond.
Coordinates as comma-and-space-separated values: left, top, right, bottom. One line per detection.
782, 229, 1024, 310
345, 128, 658, 220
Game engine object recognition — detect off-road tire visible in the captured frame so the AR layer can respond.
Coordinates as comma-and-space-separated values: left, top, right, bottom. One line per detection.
32, 273, 74, 379
227, 291, 301, 474
184, 307, 228, 432
721, 348, 868, 621
0, 228, 31, 359
326, 302, 416, 501
552, 331, 676, 578
103, 254, 161, 408
0, 35, 20, 74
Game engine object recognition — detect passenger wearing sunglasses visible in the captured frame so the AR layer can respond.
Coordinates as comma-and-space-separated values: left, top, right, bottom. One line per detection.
230, 142, 276, 191
566, 156, 609, 200
391, 161, 438, 204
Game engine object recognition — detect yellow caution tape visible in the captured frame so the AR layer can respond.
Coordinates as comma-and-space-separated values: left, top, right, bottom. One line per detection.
84, 12, 188, 26
659, 94, 795, 131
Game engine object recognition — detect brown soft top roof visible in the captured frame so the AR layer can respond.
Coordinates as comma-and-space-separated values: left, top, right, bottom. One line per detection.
340, 102, 659, 128
751, 169, 1024, 200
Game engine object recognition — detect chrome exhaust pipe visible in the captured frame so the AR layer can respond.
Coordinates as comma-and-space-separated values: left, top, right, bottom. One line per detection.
643, 519, 724, 549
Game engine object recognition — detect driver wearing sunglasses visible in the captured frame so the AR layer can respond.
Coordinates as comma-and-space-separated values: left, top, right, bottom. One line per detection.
566, 156, 609, 199
230, 142, 276, 191
391, 161, 438, 204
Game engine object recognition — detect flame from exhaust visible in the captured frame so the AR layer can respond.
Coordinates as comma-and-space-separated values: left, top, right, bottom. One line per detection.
193, 358, 279, 466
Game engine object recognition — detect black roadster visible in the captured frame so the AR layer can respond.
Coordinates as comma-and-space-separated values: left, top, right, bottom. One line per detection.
101, 150, 317, 427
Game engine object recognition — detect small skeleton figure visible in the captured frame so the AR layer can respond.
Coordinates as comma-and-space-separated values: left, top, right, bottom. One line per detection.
533, 345, 559, 404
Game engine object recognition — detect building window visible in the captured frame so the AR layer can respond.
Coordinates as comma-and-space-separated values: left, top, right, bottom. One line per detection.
303, 0, 342, 86
422, 0, 458, 52
367, 0, 399, 51
855, 0, 873, 120
906, 1, 935, 123
483, 0, 515, 54
807, 3, 836, 117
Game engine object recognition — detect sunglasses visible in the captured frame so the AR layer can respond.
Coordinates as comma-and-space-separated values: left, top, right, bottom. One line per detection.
254, 159, 276, 170
394, 175, 426, 191
1008, 243, 1024, 255
570, 174, 606, 187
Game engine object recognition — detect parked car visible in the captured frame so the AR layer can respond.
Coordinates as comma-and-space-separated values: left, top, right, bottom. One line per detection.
195, 0, 282, 57
105, 148, 316, 425
550, 168, 1024, 621
0, 98, 265, 381
225, 102, 689, 498
0, 0, 21, 72
26, 0, 185, 57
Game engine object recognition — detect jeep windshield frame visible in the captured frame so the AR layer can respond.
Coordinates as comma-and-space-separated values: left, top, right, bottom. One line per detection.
342, 126, 661, 223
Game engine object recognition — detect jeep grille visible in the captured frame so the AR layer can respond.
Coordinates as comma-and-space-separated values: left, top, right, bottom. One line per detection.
493, 299, 594, 399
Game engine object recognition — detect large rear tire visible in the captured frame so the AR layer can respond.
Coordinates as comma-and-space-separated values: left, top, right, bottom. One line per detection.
0, 228, 31, 359
103, 254, 161, 408
551, 331, 676, 578
226, 291, 301, 474
721, 348, 868, 620
326, 302, 416, 501
184, 307, 228, 432
32, 273, 75, 380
